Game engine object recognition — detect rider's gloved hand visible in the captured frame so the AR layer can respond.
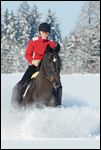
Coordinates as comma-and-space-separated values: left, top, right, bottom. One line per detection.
32, 59, 41, 67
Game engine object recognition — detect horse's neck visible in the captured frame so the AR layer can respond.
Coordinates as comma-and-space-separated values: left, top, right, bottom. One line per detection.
35, 74, 53, 94
36, 65, 52, 88
39, 63, 47, 76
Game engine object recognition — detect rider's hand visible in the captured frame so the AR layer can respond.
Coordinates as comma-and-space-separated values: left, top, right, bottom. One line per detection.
32, 59, 41, 67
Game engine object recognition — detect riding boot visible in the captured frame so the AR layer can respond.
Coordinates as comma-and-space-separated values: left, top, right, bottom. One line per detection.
11, 82, 23, 107
20, 65, 38, 86
11, 79, 34, 107
21, 79, 33, 97
19, 65, 39, 98
55, 84, 62, 106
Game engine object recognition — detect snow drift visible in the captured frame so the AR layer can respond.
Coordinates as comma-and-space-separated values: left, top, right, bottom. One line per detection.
1, 73, 100, 148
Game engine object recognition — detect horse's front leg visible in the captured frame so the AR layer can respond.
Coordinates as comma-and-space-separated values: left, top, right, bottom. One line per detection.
48, 95, 57, 107
52, 85, 62, 106
56, 85, 62, 106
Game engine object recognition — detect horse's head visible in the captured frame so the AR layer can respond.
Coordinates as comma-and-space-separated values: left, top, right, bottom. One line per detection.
40, 44, 61, 88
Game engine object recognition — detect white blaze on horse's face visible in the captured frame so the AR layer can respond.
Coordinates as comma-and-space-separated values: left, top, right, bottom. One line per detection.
53, 57, 57, 62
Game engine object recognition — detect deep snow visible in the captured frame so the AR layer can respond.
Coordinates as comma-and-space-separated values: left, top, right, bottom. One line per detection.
1, 73, 100, 149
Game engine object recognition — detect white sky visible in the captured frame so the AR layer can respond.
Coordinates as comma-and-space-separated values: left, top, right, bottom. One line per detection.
1, 1, 86, 37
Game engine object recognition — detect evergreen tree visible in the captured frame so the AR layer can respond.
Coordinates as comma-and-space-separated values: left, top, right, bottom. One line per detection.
6, 11, 17, 40
76, 1, 100, 29
1, 10, 20, 73
46, 9, 62, 43
4, 8, 9, 27
61, 1, 100, 73
29, 5, 42, 39
17, 1, 31, 46
62, 33, 85, 73
1, 9, 4, 38
75, 1, 100, 73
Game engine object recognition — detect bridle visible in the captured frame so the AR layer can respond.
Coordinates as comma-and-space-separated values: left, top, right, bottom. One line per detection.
43, 72, 58, 82
43, 61, 60, 83
39, 51, 61, 86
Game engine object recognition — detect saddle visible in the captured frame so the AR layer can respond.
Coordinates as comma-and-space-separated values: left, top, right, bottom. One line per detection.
22, 71, 40, 98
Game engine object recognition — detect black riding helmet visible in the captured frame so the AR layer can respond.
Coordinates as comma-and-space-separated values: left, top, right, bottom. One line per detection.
38, 22, 50, 33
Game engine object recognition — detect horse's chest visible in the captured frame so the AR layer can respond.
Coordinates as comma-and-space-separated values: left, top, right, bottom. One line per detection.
34, 82, 52, 99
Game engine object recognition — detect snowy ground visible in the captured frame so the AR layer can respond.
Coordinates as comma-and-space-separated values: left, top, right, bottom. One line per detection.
1, 73, 100, 149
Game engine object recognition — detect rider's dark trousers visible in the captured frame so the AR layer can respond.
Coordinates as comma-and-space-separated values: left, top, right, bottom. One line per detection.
20, 65, 39, 86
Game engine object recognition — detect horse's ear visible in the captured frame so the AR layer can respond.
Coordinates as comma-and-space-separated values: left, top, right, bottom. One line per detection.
55, 43, 60, 53
46, 44, 53, 53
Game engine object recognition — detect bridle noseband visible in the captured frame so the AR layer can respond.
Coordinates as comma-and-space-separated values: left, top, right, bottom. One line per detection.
43, 72, 59, 82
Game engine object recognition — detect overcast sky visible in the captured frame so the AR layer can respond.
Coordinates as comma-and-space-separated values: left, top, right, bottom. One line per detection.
1, 1, 86, 37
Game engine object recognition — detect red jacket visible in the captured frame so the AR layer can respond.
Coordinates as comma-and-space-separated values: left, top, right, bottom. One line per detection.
25, 36, 56, 64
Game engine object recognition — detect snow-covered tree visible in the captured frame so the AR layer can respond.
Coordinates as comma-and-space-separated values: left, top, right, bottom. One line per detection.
4, 8, 9, 27
75, 1, 100, 73
1, 39, 20, 73
1, 9, 4, 38
6, 11, 17, 40
1, 9, 28, 73
61, 1, 100, 73
17, 1, 31, 46
2, 1, 99, 73
76, 1, 100, 29
1, 11, 20, 73
62, 32, 85, 73
29, 5, 42, 39
45, 9, 62, 42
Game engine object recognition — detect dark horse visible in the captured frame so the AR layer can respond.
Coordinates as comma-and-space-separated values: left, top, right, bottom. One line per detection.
11, 44, 62, 107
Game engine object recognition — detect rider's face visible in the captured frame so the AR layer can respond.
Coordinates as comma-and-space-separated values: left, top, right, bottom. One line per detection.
40, 31, 49, 39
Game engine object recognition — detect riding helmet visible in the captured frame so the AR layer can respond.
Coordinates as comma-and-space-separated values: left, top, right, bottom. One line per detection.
38, 22, 50, 33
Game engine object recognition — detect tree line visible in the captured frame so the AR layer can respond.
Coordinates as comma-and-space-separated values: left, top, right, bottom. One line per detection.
1, 1, 100, 73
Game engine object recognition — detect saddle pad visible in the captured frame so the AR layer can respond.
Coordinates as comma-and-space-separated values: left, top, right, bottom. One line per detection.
31, 71, 39, 79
